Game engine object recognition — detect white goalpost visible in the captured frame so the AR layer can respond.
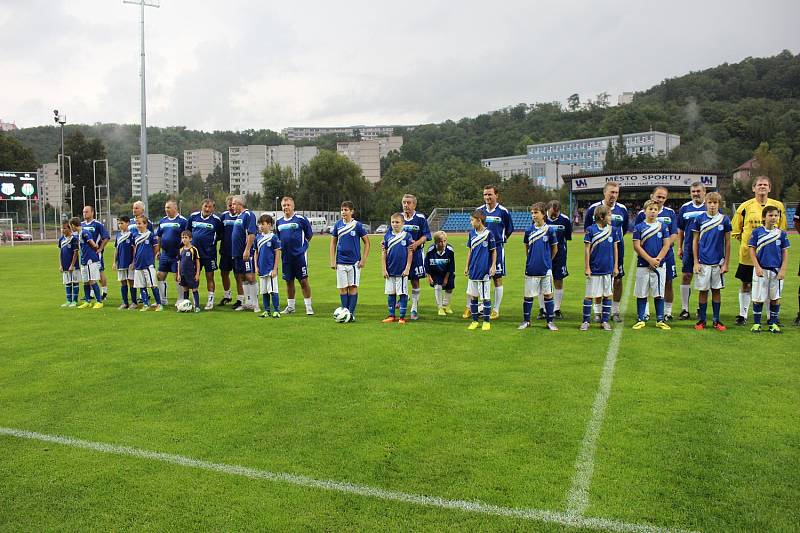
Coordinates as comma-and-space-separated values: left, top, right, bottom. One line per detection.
0, 218, 13, 246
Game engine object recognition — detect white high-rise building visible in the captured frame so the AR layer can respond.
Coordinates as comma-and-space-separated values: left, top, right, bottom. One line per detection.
183, 148, 223, 180
38, 162, 62, 208
228, 145, 320, 195
282, 125, 412, 142
132, 154, 179, 197
336, 136, 403, 183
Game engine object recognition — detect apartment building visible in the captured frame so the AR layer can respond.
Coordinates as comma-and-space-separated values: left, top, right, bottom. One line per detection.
183, 148, 223, 180
228, 145, 320, 195
336, 136, 403, 183
131, 154, 180, 197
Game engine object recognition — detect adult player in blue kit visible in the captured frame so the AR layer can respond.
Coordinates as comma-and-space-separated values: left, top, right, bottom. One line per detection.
81, 205, 110, 301
231, 195, 260, 312
401, 194, 432, 320
218, 196, 240, 307
155, 200, 188, 305
277, 196, 315, 315
676, 182, 707, 320
541, 199, 572, 319
474, 185, 514, 320
188, 198, 224, 310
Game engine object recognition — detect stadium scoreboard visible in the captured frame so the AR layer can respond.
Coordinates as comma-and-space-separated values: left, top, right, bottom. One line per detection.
0, 171, 38, 201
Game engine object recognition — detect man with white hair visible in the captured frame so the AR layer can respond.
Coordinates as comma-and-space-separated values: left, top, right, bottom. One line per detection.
230, 195, 260, 312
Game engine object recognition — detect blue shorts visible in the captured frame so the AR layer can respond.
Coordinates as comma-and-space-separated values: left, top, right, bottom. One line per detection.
664, 253, 676, 281
158, 253, 179, 273
282, 254, 308, 281
492, 244, 506, 278
409, 249, 426, 280
233, 256, 255, 275
200, 256, 217, 272
180, 277, 199, 290
429, 274, 455, 291
681, 250, 694, 274
615, 245, 625, 279
552, 251, 569, 280
219, 251, 233, 272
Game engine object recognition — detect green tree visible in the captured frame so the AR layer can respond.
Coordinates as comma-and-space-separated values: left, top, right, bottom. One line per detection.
0, 132, 38, 170
567, 93, 581, 111
205, 164, 228, 192
62, 130, 107, 212
752, 141, 784, 196
296, 151, 371, 212
261, 163, 297, 203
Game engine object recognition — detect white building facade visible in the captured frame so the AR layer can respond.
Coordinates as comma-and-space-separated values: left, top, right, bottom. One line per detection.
283, 125, 411, 142
480, 156, 580, 189
336, 136, 403, 183
38, 162, 62, 208
183, 148, 223, 180
131, 154, 180, 197
228, 145, 320, 195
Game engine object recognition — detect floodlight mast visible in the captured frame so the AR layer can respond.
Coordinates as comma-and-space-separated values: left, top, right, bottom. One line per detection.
123, 0, 160, 216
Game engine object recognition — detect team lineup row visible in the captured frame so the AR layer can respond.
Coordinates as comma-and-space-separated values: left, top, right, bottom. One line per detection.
56, 179, 798, 331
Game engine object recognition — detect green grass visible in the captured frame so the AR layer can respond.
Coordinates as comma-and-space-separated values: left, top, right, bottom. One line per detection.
0, 234, 798, 532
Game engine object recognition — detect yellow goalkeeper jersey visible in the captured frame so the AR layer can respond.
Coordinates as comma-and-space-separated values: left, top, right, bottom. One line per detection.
731, 197, 787, 264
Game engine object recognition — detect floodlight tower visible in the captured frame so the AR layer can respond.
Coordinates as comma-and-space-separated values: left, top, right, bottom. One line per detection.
123, 0, 160, 216
53, 110, 66, 222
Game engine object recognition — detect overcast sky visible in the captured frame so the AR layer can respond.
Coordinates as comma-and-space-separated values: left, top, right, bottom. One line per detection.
3, 0, 799, 132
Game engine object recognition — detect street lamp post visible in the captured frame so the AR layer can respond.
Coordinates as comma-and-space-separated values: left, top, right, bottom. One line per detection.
93, 159, 111, 230
53, 110, 66, 225
274, 196, 279, 213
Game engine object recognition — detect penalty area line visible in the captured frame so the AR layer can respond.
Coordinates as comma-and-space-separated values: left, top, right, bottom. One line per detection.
0, 426, 697, 533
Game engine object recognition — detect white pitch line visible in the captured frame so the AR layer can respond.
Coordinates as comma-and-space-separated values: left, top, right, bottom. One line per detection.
566, 257, 637, 516
1, 426, 697, 533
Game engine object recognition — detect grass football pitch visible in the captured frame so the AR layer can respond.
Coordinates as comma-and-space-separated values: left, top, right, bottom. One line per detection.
1, 234, 798, 532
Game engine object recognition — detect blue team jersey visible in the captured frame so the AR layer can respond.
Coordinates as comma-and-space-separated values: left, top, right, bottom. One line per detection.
478, 204, 513, 244
133, 230, 157, 269
466, 229, 497, 280
58, 235, 78, 270
382, 231, 414, 276
634, 206, 677, 259
80, 219, 110, 247
188, 212, 223, 259
632, 221, 671, 267
115, 230, 135, 269
748, 226, 790, 270
584, 223, 619, 275
692, 213, 732, 265
402, 212, 432, 248
524, 223, 556, 276
332, 219, 367, 265
545, 213, 572, 258
178, 246, 200, 280
277, 214, 313, 258
78, 228, 100, 264
425, 244, 455, 278
677, 201, 706, 257
584, 201, 629, 236
129, 215, 153, 237
220, 211, 237, 256
231, 210, 258, 257
156, 215, 188, 257
255, 232, 281, 274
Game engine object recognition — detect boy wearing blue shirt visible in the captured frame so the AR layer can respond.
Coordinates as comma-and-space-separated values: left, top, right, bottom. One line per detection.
132, 216, 163, 311
519, 203, 558, 331
631, 200, 672, 330
425, 231, 456, 316
465, 210, 497, 331
691, 192, 731, 331
176, 231, 201, 313
58, 221, 79, 307
255, 214, 282, 319
748, 205, 790, 333
581, 206, 619, 331
71, 217, 104, 309
381, 213, 414, 324
277, 196, 314, 315
155, 200, 188, 305
329, 201, 370, 322
402, 194, 432, 320
113, 216, 136, 309
188, 199, 224, 310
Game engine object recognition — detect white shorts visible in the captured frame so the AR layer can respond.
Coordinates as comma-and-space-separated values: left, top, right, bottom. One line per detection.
585, 274, 613, 299
259, 275, 279, 294
694, 264, 724, 291
117, 267, 135, 282
634, 266, 666, 298
466, 278, 492, 300
384, 275, 409, 296
80, 261, 101, 282
752, 269, 783, 302
62, 270, 80, 284
524, 272, 553, 298
133, 266, 157, 289
336, 264, 361, 289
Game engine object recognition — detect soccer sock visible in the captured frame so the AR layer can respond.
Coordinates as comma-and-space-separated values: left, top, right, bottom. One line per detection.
271, 293, 279, 311
251, 283, 260, 308
434, 285, 442, 308
140, 289, 150, 306
92, 283, 102, 302
712, 301, 721, 323
611, 301, 620, 315
655, 298, 665, 322
224, 290, 231, 299
387, 294, 397, 316
399, 294, 408, 318
262, 293, 270, 311
583, 299, 592, 323
237, 293, 245, 303
769, 303, 780, 325
65, 285, 71, 302
644, 301, 650, 317
340, 293, 348, 308
698, 301, 708, 322
152, 287, 162, 305
738, 290, 750, 317
593, 303, 601, 316
544, 298, 555, 323
101, 286, 108, 296
539, 291, 545, 311
494, 286, 504, 312
483, 299, 491, 321
207, 291, 214, 303
523, 297, 533, 322
121, 285, 129, 306
193, 291, 200, 308
411, 288, 421, 312
664, 302, 673, 316
304, 297, 313, 311
752, 302, 763, 325
175, 281, 184, 301
554, 289, 564, 311
637, 298, 646, 321
442, 291, 451, 307
158, 281, 167, 302
72, 283, 80, 302
348, 293, 358, 316
287, 298, 296, 309
470, 298, 479, 321
83, 284, 92, 302
680, 284, 691, 312
129, 285, 138, 304
601, 298, 611, 323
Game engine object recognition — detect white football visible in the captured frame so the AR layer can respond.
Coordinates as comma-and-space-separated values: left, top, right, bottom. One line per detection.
332, 306, 351, 323
176, 299, 193, 312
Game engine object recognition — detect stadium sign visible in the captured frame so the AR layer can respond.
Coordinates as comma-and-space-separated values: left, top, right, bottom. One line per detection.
570, 172, 717, 192
0, 171, 38, 200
